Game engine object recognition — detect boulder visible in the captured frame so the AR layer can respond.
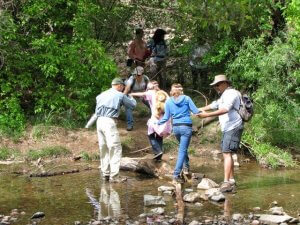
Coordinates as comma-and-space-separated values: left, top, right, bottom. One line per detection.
209, 191, 225, 202
188, 220, 200, 225
205, 188, 220, 197
158, 186, 175, 192
197, 178, 219, 190
183, 192, 200, 203
151, 207, 165, 215
232, 213, 244, 221
269, 207, 284, 215
258, 214, 292, 224
144, 195, 166, 206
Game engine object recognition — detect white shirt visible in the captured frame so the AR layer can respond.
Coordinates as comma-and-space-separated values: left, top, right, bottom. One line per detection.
210, 88, 243, 132
125, 75, 148, 92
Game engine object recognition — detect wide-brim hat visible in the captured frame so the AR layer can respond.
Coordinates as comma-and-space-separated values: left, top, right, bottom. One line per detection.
111, 77, 124, 85
210, 74, 231, 86
133, 66, 144, 75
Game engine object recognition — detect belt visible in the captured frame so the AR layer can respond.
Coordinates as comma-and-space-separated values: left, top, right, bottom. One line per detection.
173, 123, 192, 127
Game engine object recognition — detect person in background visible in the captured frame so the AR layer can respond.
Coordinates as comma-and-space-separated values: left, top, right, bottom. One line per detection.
124, 66, 150, 131
158, 83, 201, 183
130, 81, 172, 161
198, 74, 244, 192
128, 28, 150, 67
89, 77, 136, 182
148, 28, 168, 89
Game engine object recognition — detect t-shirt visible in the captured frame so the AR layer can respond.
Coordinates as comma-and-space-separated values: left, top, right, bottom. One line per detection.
125, 75, 149, 92
210, 88, 243, 132
128, 39, 148, 61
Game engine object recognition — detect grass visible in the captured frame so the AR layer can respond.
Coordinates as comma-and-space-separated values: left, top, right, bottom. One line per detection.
0, 147, 21, 160
121, 136, 135, 148
80, 151, 100, 161
163, 137, 178, 153
243, 133, 297, 168
26, 146, 71, 160
32, 125, 51, 140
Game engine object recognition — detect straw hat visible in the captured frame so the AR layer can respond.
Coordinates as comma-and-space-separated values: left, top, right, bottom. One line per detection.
210, 74, 231, 86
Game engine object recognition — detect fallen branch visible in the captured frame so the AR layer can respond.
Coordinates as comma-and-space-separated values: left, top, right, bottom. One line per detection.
29, 169, 79, 177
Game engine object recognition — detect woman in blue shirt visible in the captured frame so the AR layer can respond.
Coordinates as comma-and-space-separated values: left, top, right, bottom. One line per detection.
159, 83, 201, 183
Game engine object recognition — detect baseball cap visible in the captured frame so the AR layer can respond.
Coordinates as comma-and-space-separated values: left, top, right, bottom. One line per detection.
133, 66, 144, 75
111, 77, 124, 85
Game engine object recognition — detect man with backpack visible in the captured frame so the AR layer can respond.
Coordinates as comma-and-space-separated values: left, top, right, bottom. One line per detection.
198, 75, 244, 193
124, 66, 150, 131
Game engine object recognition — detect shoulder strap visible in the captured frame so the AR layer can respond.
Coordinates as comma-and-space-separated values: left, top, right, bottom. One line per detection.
130, 75, 136, 91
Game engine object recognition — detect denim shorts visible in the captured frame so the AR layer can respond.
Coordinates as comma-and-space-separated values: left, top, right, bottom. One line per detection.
221, 124, 244, 153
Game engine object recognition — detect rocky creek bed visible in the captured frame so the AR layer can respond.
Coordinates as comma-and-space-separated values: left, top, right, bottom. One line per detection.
0, 159, 299, 225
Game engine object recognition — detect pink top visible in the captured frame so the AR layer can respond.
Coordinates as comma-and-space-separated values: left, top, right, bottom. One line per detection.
128, 39, 148, 61
144, 90, 172, 137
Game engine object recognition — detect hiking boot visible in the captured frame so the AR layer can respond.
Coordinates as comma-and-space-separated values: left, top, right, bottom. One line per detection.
126, 126, 133, 131
153, 152, 163, 160
220, 182, 233, 193
172, 176, 185, 185
182, 167, 190, 175
229, 181, 237, 193
109, 176, 127, 183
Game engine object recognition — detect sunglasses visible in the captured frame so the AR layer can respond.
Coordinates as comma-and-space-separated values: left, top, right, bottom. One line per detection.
214, 82, 223, 87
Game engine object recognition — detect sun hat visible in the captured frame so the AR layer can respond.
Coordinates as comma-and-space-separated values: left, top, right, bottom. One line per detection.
111, 77, 124, 85
133, 66, 144, 75
210, 74, 231, 86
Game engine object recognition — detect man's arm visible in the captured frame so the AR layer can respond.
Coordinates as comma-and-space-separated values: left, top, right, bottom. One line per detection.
198, 108, 228, 118
123, 85, 131, 95
122, 94, 137, 110
128, 41, 135, 59
130, 92, 146, 97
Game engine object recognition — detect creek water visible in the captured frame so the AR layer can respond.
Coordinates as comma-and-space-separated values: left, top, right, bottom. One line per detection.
0, 159, 299, 225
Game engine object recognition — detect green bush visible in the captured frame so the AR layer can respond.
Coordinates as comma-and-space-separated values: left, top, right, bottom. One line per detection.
227, 14, 299, 167
0, 0, 124, 135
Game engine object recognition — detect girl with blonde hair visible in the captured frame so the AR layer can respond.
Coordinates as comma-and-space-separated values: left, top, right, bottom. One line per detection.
130, 81, 171, 160
158, 83, 201, 183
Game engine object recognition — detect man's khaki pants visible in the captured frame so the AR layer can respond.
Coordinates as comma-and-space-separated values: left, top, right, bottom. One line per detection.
97, 117, 122, 178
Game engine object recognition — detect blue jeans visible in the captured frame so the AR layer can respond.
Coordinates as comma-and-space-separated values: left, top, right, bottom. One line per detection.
173, 125, 192, 178
125, 98, 150, 128
148, 133, 163, 155
125, 106, 134, 128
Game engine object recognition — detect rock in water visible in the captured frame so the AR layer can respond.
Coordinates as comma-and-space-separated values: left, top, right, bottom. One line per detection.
31, 212, 45, 219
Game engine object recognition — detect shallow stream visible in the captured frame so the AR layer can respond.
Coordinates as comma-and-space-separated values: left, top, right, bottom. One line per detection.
0, 159, 299, 224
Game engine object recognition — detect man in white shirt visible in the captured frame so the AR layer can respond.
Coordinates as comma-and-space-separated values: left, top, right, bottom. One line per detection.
124, 66, 150, 131
198, 75, 243, 193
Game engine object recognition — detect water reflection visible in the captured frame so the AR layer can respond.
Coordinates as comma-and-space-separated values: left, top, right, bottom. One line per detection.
86, 182, 121, 222
223, 198, 231, 221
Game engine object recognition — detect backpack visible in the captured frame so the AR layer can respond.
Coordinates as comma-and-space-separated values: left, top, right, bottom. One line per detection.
128, 75, 149, 92
236, 91, 254, 122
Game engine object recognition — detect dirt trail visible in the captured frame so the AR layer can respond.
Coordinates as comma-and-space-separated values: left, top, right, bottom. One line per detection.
0, 117, 151, 157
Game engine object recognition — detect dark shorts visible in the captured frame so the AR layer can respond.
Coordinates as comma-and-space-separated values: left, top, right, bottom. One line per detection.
221, 124, 244, 153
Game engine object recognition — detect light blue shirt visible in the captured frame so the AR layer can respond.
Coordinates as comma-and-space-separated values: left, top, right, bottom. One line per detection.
95, 88, 136, 118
